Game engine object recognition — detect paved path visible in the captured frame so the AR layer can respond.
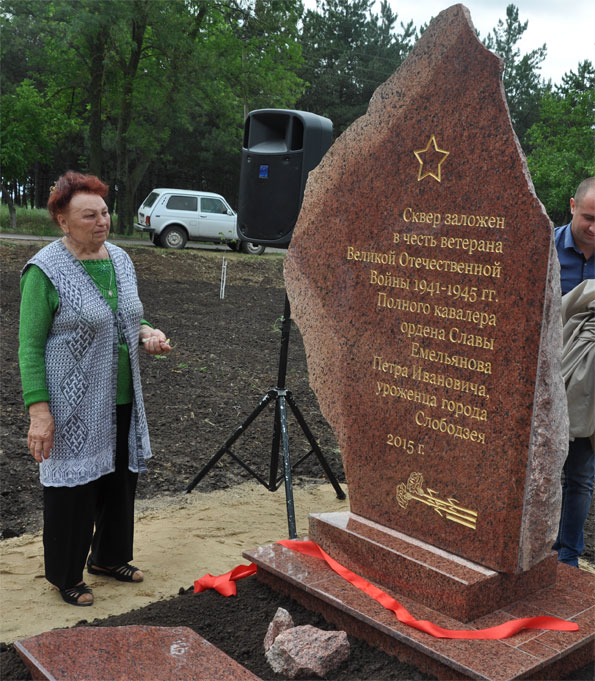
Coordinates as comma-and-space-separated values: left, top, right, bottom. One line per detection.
0, 233, 285, 254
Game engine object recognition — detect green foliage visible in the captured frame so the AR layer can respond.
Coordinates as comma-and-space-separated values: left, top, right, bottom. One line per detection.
237, 0, 305, 111
1, 80, 76, 184
526, 61, 595, 224
297, 0, 415, 133
147, 0, 305, 203
483, 4, 547, 147
0, 0, 305, 229
0, 0, 589, 233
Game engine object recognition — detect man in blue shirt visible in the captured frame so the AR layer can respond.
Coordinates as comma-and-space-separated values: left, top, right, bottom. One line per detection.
553, 176, 595, 566
555, 178, 595, 294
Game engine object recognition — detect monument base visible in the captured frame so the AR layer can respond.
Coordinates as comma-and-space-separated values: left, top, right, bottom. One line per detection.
308, 511, 558, 622
243, 540, 594, 681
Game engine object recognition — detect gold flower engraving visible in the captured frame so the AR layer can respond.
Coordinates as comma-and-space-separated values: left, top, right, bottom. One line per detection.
396, 472, 477, 530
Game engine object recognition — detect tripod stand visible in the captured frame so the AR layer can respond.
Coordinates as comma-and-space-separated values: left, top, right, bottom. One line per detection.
185, 293, 346, 538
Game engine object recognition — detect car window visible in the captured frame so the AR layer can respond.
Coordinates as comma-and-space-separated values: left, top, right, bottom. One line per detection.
141, 191, 160, 209
166, 195, 198, 211
201, 198, 228, 214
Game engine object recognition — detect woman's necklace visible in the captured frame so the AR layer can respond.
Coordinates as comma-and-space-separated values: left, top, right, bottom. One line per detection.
106, 263, 115, 297
62, 237, 115, 296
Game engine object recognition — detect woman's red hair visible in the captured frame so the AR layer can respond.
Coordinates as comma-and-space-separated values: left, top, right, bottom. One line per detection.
47, 171, 109, 224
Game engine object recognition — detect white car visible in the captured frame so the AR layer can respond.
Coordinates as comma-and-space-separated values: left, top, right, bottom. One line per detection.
134, 188, 265, 254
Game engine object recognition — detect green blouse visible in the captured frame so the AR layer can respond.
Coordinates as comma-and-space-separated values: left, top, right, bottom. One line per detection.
19, 261, 150, 408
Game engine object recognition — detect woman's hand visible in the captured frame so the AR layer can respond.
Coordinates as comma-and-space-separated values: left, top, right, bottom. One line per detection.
28, 403, 55, 463
139, 326, 172, 355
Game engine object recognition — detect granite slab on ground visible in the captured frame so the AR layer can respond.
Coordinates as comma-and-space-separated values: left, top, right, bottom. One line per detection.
15, 625, 262, 681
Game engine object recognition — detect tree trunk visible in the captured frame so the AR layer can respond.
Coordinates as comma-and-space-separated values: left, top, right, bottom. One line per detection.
114, 1, 148, 234
2, 183, 17, 230
123, 158, 150, 234
33, 163, 41, 208
88, 33, 107, 177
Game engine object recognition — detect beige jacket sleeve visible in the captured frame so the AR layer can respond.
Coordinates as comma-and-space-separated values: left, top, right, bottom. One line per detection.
561, 279, 595, 441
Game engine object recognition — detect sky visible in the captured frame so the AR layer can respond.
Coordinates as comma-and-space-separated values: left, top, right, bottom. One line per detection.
305, 1, 594, 85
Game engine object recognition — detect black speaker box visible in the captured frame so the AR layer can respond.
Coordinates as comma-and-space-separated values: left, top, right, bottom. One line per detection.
237, 109, 332, 247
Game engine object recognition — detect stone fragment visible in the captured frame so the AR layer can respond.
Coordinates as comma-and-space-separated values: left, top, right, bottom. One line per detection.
263, 606, 295, 652
265, 624, 350, 679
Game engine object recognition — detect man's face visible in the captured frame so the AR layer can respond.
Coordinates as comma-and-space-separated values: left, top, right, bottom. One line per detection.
570, 189, 595, 257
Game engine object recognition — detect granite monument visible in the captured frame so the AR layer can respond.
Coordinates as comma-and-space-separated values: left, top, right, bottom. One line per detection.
245, 5, 594, 679
284, 4, 567, 577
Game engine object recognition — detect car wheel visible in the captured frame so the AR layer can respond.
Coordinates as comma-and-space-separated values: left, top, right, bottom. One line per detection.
240, 241, 265, 255
162, 226, 187, 250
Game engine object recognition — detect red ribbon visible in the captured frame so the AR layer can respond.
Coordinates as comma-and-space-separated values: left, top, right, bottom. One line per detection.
194, 539, 579, 640
194, 563, 257, 597
278, 539, 578, 639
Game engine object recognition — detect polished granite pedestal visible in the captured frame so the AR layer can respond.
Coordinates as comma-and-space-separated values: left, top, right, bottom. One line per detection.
308, 512, 559, 622
244, 533, 595, 681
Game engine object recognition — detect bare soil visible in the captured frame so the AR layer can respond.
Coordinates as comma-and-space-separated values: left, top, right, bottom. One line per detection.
0, 241, 592, 681
0, 241, 343, 540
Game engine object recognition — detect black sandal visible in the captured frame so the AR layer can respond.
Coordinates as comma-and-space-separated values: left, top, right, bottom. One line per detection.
87, 556, 143, 582
59, 582, 93, 606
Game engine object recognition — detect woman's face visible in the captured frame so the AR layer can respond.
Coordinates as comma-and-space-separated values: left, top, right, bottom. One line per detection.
57, 192, 110, 250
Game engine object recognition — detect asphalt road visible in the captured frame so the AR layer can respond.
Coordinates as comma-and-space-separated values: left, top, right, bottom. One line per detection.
0, 233, 287, 255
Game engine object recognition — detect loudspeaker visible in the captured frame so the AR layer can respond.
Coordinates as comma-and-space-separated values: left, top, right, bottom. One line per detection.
237, 109, 332, 247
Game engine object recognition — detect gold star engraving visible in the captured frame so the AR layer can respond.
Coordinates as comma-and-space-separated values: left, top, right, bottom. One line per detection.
396, 472, 477, 530
413, 135, 450, 182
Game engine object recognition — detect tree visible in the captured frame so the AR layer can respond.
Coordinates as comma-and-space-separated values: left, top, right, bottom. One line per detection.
235, 0, 305, 116
129, 0, 306, 207
81, 0, 214, 232
483, 4, 547, 147
1, 0, 120, 206
1, 0, 306, 228
1, 81, 75, 228
297, 0, 414, 134
526, 61, 595, 224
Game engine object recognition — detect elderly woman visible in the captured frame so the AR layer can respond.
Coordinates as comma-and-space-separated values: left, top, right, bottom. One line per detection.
18, 171, 170, 606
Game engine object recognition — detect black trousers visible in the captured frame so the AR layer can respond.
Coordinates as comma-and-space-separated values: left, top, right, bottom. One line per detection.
43, 404, 138, 589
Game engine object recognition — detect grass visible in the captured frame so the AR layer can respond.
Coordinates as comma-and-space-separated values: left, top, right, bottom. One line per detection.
0, 205, 59, 236
0, 205, 150, 241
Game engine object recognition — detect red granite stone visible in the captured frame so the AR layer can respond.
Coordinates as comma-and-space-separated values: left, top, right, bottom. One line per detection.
244, 543, 595, 681
265, 625, 350, 678
14, 625, 261, 681
283, 3, 568, 573
308, 510, 557, 622
264, 607, 295, 652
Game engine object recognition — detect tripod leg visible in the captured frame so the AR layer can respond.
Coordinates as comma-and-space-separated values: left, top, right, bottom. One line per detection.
286, 392, 346, 500
279, 395, 297, 539
269, 293, 292, 489
184, 391, 275, 493
268, 398, 282, 490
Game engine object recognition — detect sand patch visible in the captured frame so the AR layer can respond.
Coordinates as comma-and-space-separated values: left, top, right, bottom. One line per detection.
0, 481, 349, 643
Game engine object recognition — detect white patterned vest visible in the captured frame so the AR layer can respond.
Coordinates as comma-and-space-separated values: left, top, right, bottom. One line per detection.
24, 240, 151, 487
